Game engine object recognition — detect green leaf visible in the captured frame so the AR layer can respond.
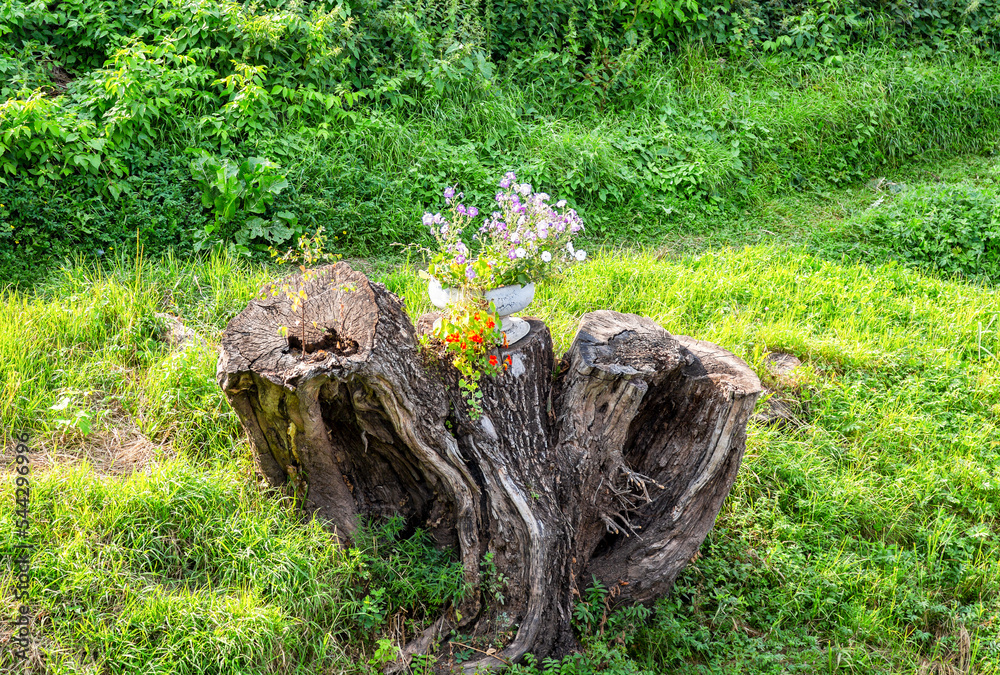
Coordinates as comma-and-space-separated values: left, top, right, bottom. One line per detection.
275, 211, 298, 226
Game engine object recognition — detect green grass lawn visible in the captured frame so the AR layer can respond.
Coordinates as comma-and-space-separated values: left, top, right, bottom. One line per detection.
3, 161, 1000, 674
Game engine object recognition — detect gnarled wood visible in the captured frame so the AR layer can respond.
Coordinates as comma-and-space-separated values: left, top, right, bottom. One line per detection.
218, 262, 761, 670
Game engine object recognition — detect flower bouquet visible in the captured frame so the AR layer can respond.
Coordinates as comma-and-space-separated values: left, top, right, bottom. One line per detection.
413, 172, 587, 417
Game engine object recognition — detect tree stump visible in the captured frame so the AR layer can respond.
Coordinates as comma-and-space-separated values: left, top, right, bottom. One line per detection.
217, 262, 761, 670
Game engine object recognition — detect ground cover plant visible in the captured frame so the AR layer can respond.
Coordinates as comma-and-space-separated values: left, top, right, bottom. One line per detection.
2, 161, 1000, 671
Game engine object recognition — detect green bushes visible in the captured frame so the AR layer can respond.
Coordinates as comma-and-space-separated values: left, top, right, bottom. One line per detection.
187, 150, 297, 253
1, 0, 359, 184
0, 147, 204, 270
6, 0, 1000, 286
854, 184, 1000, 279
6, 47, 1000, 286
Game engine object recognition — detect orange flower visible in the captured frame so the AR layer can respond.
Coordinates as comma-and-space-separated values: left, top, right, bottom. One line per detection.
445, 333, 460, 343
489, 355, 498, 366
469, 333, 484, 345
460, 342, 468, 350
486, 319, 496, 329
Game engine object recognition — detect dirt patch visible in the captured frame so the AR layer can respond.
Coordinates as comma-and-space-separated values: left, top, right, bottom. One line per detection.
3, 417, 172, 478
917, 623, 972, 675
50, 65, 73, 91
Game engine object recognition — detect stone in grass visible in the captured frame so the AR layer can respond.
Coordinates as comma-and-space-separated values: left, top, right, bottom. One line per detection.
753, 390, 799, 428
154, 313, 203, 349
753, 352, 806, 428
765, 352, 802, 381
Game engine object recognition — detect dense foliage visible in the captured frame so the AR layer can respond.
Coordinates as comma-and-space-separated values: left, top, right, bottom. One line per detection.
854, 183, 1000, 279
5, 0, 1000, 285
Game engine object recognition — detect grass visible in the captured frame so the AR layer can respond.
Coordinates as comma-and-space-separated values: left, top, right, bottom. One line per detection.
3, 158, 1000, 673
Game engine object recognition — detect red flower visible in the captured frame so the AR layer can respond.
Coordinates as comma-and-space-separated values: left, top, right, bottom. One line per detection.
489, 355, 498, 366
469, 333, 484, 345
460, 342, 468, 350
445, 333, 460, 343
486, 319, 496, 329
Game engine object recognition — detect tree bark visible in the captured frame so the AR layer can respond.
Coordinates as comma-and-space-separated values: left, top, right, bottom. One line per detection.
217, 262, 761, 670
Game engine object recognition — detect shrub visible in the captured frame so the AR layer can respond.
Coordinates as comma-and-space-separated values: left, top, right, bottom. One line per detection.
855, 184, 1000, 279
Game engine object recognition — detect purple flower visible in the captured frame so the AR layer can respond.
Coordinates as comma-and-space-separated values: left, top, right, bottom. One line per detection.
468, 206, 479, 218
456, 204, 467, 216
456, 255, 466, 264
444, 186, 456, 201
465, 265, 476, 280
499, 171, 516, 189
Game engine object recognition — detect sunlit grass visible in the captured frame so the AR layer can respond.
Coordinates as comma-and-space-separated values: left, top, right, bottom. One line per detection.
2, 221, 1000, 672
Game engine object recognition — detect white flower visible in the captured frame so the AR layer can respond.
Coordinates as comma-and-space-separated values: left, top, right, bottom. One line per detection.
567, 242, 574, 254
556, 199, 567, 208
541, 251, 552, 262
575, 249, 587, 261
517, 183, 532, 196
515, 247, 526, 258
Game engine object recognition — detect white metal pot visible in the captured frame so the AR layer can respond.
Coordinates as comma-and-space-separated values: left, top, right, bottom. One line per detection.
428, 279, 535, 345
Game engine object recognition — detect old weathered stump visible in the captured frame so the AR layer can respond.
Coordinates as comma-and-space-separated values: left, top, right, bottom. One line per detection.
217, 263, 761, 670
